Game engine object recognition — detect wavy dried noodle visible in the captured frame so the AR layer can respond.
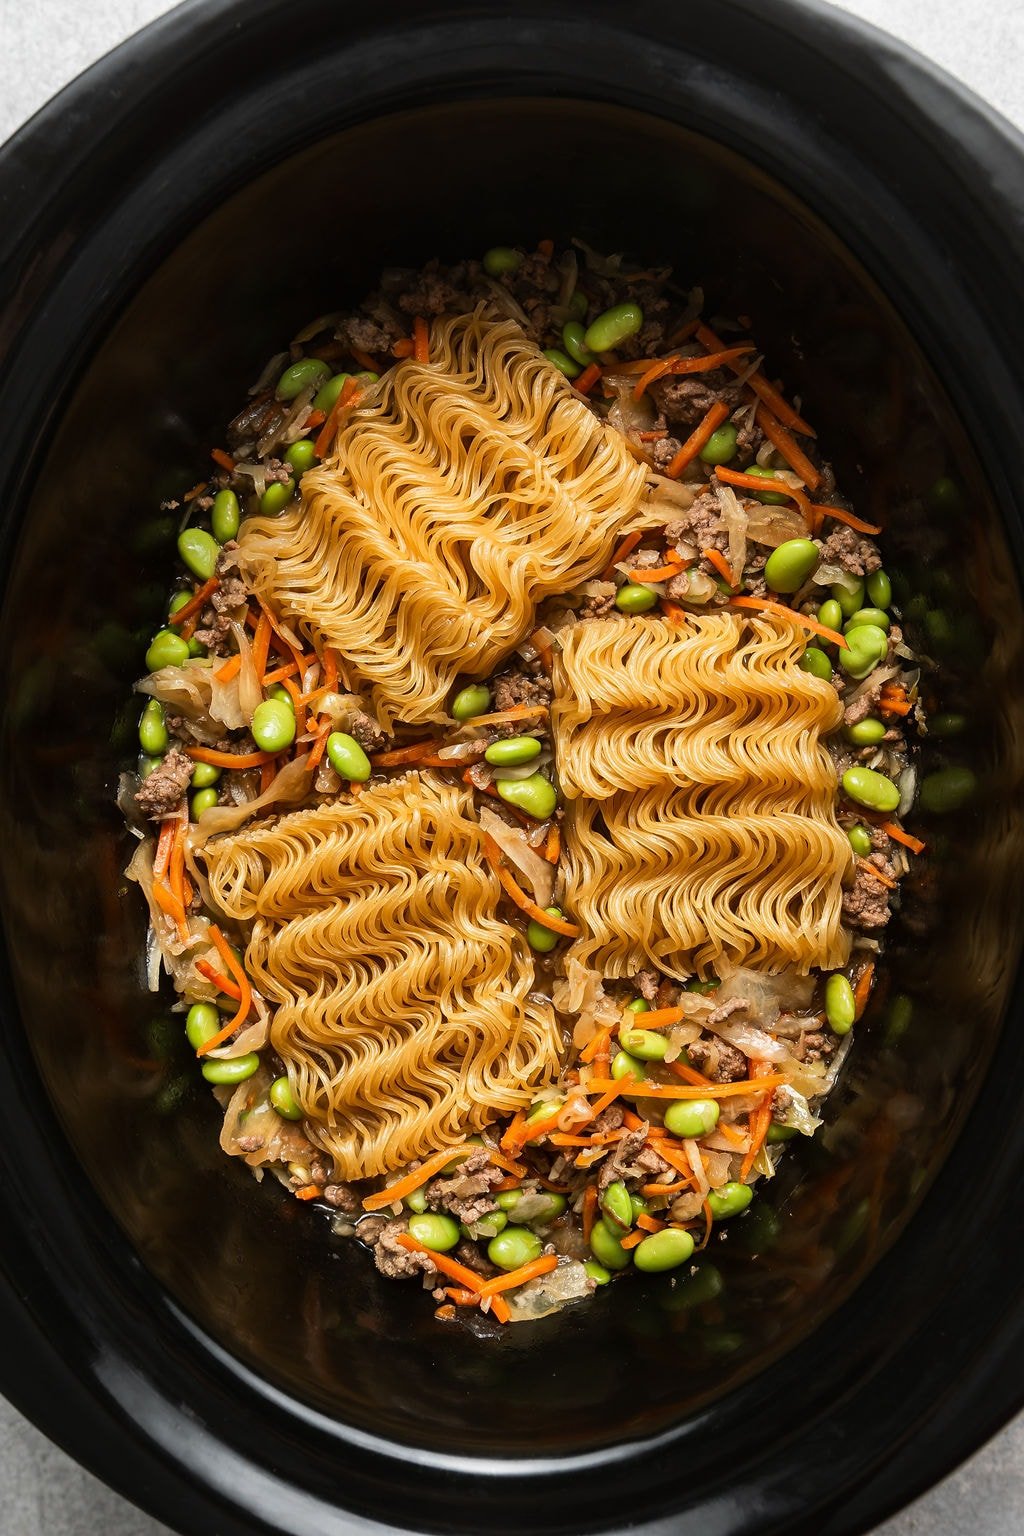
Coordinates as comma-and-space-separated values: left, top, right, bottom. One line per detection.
554, 613, 853, 979
236, 308, 648, 727
199, 772, 561, 1180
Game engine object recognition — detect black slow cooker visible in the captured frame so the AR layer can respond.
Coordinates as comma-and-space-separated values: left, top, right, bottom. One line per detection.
0, 2, 1022, 1533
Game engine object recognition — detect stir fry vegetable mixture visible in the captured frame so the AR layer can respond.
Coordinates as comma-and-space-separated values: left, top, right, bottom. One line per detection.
123, 239, 964, 1326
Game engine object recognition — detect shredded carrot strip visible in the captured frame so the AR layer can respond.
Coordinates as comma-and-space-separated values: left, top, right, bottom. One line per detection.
350, 346, 381, 373
700, 1199, 714, 1250
478, 1254, 559, 1298
195, 958, 242, 1000
695, 322, 816, 437
259, 760, 276, 795
813, 503, 883, 536
880, 695, 912, 717
543, 823, 561, 863
716, 1119, 747, 1148
530, 627, 554, 675
518, 1108, 565, 1147
168, 576, 219, 628
182, 481, 208, 503
637, 429, 668, 442
621, 1109, 646, 1132
482, 835, 581, 935
666, 316, 702, 347
655, 1141, 701, 1182
499, 1111, 527, 1155
854, 960, 876, 1020
636, 1213, 664, 1233
602, 529, 644, 580
444, 1287, 479, 1307
714, 464, 813, 524
434, 1303, 458, 1321
728, 595, 848, 649
482, 1293, 512, 1323
641, 1182, 689, 1198
667, 1059, 716, 1088
665, 400, 730, 479
461, 703, 549, 727
574, 363, 602, 395
210, 447, 235, 472
362, 1147, 468, 1211
153, 818, 176, 882
858, 857, 897, 890
702, 547, 736, 588
493, 1176, 521, 1193
626, 554, 685, 583
294, 1185, 321, 1201
307, 724, 331, 772
195, 925, 252, 1055
621, 1230, 645, 1250
582, 1184, 598, 1244
262, 660, 301, 686
740, 1094, 774, 1181
635, 345, 756, 400
305, 409, 326, 429
187, 745, 280, 770
392, 337, 415, 358
214, 653, 242, 684
370, 740, 439, 767
413, 316, 429, 364
586, 1084, 624, 1121
882, 821, 925, 855
250, 610, 272, 684
168, 821, 190, 943
314, 376, 361, 456
630, 1005, 687, 1030
549, 1130, 624, 1148
586, 1075, 783, 1100
484, 1147, 527, 1178
756, 403, 821, 491
580, 1025, 614, 1065
395, 1234, 485, 1293
660, 600, 689, 625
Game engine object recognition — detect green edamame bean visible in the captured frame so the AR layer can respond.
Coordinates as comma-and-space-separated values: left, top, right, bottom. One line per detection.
630, 1194, 648, 1221
634, 1228, 695, 1272
929, 711, 966, 738
269, 1075, 303, 1120
543, 348, 580, 379
589, 1217, 633, 1270
743, 465, 788, 504
409, 1213, 461, 1252
260, 478, 296, 515
766, 1122, 798, 1143
685, 978, 719, 995
611, 1049, 646, 1082
495, 1188, 523, 1213
211, 488, 240, 543
326, 731, 372, 782
615, 582, 659, 614
496, 773, 556, 819
844, 717, 886, 746
600, 1180, 634, 1231
487, 1225, 542, 1271
817, 598, 843, 632
527, 1193, 567, 1226
618, 1028, 668, 1061
482, 246, 522, 277
866, 569, 892, 609
191, 761, 221, 789
825, 973, 856, 1034
313, 372, 351, 414
187, 637, 207, 659
567, 289, 588, 319
167, 590, 191, 619
251, 698, 296, 753
485, 735, 542, 767
191, 787, 219, 819
284, 439, 318, 476
463, 1211, 508, 1240
886, 993, 913, 1045
924, 609, 954, 649
664, 1099, 720, 1138
842, 765, 901, 812
186, 1002, 221, 1051
562, 321, 595, 367
178, 527, 220, 581
526, 1098, 561, 1124
201, 1052, 260, 1085
764, 538, 820, 594
584, 1260, 611, 1285
404, 1187, 429, 1214
526, 907, 564, 953
699, 423, 738, 465
451, 684, 491, 721
626, 998, 650, 1014
584, 302, 643, 354
277, 357, 331, 400
267, 684, 292, 705
800, 647, 833, 681
919, 766, 976, 813
138, 699, 168, 755
839, 624, 888, 680
138, 755, 162, 780
845, 607, 890, 634
706, 1182, 753, 1220
833, 579, 865, 619
847, 824, 873, 856
145, 628, 190, 671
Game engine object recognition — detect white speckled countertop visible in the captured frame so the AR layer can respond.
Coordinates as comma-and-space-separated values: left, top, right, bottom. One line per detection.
0, 1, 1021, 1531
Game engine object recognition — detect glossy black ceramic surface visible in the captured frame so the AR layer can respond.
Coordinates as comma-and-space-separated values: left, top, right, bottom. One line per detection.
0, 3, 1022, 1534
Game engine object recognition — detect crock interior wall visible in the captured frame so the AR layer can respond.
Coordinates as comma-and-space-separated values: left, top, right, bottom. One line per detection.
0, 97, 1018, 1455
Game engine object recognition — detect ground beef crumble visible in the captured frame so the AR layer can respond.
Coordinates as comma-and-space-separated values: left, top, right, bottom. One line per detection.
817, 525, 882, 576
348, 710, 388, 753
492, 669, 553, 711
425, 1148, 503, 1226
598, 1126, 671, 1190
842, 853, 894, 930
686, 1036, 748, 1083
135, 745, 193, 819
